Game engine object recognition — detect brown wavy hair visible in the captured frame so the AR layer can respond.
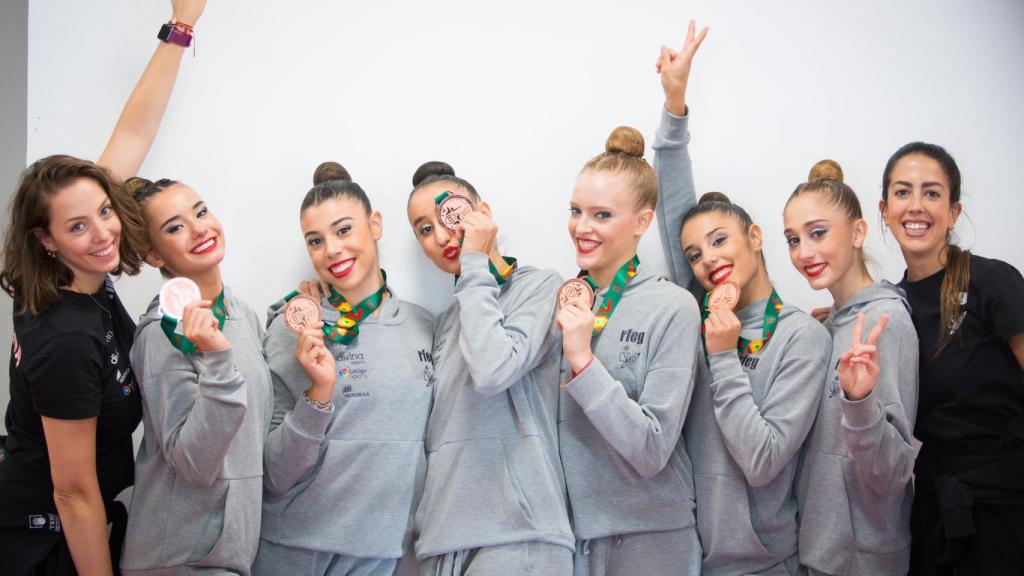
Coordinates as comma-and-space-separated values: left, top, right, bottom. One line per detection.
1, 155, 149, 315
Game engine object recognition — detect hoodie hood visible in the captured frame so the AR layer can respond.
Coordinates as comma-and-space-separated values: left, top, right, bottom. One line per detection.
827, 281, 910, 330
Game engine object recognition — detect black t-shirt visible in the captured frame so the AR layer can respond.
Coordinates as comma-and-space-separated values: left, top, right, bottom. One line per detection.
0, 281, 141, 531
900, 254, 1024, 463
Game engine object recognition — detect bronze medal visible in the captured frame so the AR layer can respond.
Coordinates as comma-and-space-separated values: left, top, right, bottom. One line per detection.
284, 294, 323, 333
557, 278, 596, 310
158, 277, 202, 320
437, 193, 474, 232
708, 280, 740, 312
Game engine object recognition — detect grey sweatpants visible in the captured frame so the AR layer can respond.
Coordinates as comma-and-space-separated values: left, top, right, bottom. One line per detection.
573, 527, 701, 576
418, 542, 572, 576
252, 539, 399, 576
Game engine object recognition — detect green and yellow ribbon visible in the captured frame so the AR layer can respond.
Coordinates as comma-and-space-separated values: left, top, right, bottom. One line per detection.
579, 254, 639, 335
700, 287, 782, 355
283, 273, 388, 346
160, 289, 226, 355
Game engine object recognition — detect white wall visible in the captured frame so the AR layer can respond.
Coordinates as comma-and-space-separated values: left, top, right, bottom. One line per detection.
20, 0, 1024, 328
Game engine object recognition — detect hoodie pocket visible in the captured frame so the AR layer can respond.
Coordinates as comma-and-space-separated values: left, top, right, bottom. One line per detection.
841, 457, 912, 556
694, 473, 784, 564
797, 453, 854, 574
188, 477, 261, 569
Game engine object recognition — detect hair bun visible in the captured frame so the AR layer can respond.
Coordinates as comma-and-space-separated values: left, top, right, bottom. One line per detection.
124, 176, 153, 197
412, 161, 455, 187
313, 162, 351, 186
605, 126, 645, 158
699, 191, 731, 205
809, 159, 844, 183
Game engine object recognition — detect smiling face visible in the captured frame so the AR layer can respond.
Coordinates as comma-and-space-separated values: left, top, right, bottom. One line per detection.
407, 180, 472, 276
681, 211, 763, 293
301, 196, 382, 297
142, 184, 226, 278
33, 177, 122, 292
784, 192, 866, 292
880, 153, 961, 267
568, 170, 652, 280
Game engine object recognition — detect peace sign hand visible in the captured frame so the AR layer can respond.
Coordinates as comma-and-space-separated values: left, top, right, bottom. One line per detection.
656, 19, 709, 116
839, 313, 889, 401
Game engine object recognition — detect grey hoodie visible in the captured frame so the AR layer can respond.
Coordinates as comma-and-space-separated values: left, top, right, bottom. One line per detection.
260, 290, 434, 559
654, 108, 832, 575
122, 288, 272, 576
559, 265, 701, 539
797, 282, 918, 575
414, 251, 574, 559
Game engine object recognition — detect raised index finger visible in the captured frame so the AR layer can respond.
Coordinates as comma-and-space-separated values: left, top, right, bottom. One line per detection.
865, 314, 890, 346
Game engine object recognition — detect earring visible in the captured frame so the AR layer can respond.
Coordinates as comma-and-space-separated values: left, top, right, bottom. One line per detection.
46, 249, 57, 258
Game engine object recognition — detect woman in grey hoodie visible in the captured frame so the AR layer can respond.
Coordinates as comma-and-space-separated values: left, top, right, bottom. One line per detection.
254, 164, 434, 576
121, 177, 272, 575
554, 23, 706, 576
405, 162, 574, 575
783, 163, 919, 575
654, 30, 833, 575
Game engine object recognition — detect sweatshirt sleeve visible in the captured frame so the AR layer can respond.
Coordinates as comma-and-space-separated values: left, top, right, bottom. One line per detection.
136, 330, 248, 489
564, 300, 700, 478
707, 324, 830, 488
840, 311, 919, 496
261, 321, 333, 496
454, 252, 560, 397
653, 107, 700, 297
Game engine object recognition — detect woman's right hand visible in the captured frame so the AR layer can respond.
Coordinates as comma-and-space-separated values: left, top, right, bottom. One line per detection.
172, 0, 207, 26
657, 19, 709, 116
182, 301, 231, 353
295, 326, 337, 399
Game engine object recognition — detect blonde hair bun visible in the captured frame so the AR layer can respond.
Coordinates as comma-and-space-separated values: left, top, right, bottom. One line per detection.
809, 159, 844, 183
606, 126, 645, 158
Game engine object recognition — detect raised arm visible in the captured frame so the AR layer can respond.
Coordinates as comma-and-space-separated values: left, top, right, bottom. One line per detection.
653, 21, 706, 297
97, 0, 206, 181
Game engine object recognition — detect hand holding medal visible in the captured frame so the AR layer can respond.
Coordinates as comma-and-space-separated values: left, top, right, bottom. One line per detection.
557, 278, 596, 311
180, 300, 231, 353
556, 298, 596, 374
703, 281, 742, 355
295, 326, 337, 392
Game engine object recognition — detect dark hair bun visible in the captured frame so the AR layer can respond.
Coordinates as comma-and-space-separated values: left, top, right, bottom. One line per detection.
124, 176, 152, 197
412, 161, 455, 187
606, 126, 645, 158
699, 191, 731, 205
809, 159, 844, 183
313, 162, 351, 186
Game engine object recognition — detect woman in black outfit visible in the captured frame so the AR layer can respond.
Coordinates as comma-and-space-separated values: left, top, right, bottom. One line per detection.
880, 142, 1024, 576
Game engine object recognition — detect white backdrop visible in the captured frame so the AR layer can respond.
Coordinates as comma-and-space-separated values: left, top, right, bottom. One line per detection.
24, 0, 1024, 323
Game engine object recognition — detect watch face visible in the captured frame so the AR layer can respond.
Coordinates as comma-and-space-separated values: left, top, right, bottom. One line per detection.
157, 24, 173, 41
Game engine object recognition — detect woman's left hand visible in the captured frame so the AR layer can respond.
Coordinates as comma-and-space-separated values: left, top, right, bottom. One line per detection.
704, 308, 742, 355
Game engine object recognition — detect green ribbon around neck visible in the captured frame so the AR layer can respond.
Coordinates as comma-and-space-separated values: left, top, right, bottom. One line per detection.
701, 287, 783, 355
160, 289, 226, 355
579, 254, 639, 335
283, 272, 388, 346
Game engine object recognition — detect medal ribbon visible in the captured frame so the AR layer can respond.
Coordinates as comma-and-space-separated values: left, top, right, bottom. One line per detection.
579, 254, 639, 334
700, 287, 782, 355
454, 256, 518, 287
160, 288, 227, 355
283, 272, 388, 345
